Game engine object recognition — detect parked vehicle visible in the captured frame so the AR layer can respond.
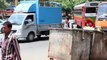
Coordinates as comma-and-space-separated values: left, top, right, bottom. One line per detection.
5, 6, 16, 17
95, 2, 107, 31
6, 6, 15, 12
73, 1, 100, 28
7, 1, 62, 41
0, 19, 5, 33
0, 19, 5, 24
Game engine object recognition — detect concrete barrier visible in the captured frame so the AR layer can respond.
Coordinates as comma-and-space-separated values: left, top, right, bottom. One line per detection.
90, 31, 107, 60
48, 28, 107, 60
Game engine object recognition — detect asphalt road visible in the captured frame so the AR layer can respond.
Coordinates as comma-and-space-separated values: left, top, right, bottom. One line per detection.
19, 37, 49, 60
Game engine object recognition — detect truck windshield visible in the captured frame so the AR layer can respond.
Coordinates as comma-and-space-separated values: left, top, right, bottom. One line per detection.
8, 14, 25, 25
97, 4, 107, 17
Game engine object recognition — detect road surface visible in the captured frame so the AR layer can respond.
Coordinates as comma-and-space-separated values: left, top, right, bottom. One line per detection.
20, 37, 49, 60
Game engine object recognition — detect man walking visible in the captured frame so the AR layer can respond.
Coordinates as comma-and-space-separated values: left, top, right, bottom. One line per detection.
0, 21, 21, 60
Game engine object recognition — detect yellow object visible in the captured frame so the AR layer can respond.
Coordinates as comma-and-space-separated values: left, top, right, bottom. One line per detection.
96, 26, 102, 31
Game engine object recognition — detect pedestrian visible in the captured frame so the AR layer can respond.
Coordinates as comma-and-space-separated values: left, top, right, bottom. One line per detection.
0, 21, 21, 60
63, 16, 70, 28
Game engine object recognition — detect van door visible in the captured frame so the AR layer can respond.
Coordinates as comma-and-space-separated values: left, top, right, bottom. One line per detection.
22, 15, 36, 41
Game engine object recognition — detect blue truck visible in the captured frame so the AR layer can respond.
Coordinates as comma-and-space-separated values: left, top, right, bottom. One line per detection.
7, 0, 62, 41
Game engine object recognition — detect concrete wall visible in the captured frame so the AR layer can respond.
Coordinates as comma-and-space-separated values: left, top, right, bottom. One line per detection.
48, 28, 107, 60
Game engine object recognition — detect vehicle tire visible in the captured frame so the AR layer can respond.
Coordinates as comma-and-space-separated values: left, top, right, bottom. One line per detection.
37, 35, 41, 38
27, 32, 35, 41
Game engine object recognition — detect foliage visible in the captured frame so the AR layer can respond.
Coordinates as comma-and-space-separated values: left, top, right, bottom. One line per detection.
62, 0, 86, 16
0, 0, 10, 10
49, 0, 61, 2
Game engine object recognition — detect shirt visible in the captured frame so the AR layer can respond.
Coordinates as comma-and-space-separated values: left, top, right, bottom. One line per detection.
0, 31, 21, 60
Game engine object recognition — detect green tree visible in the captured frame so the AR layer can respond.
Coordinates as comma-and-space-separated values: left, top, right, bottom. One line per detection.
62, 0, 86, 17
0, 0, 10, 10
48, 0, 61, 2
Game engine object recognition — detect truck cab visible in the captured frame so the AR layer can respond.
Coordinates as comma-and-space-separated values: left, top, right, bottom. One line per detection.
8, 13, 37, 41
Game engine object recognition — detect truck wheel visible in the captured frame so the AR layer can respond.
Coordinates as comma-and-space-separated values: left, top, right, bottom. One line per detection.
37, 35, 41, 38
27, 32, 35, 41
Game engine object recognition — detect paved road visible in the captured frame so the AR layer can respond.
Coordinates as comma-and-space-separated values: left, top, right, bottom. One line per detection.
0, 34, 50, 60
19, 37, 49, 60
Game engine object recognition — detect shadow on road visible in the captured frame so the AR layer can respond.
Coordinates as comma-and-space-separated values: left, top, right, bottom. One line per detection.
18, 36, 49, 43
